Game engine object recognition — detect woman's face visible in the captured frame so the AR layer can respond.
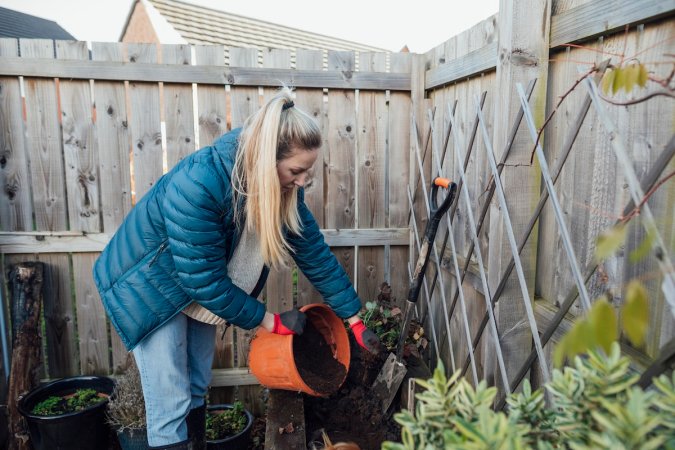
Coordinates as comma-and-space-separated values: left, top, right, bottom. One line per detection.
277, 146, 318, 192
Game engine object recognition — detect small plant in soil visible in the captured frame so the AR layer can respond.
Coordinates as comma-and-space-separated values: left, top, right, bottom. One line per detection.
206, 401, 247, 440
31, 388, 108, 416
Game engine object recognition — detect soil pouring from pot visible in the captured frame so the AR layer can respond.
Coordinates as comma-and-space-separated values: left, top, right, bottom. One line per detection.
293, 320, 347, 395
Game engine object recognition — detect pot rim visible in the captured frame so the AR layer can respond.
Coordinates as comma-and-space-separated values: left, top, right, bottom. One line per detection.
205, 403, 254, 443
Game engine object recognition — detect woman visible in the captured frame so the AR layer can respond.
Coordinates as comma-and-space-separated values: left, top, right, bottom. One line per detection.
93, 87, 380, 450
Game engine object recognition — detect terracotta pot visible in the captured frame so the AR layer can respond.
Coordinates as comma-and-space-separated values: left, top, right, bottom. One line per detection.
249, 303, 350, 396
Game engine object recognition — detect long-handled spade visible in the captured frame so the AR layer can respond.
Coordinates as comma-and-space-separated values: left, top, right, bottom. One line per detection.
371, 177, 457, 413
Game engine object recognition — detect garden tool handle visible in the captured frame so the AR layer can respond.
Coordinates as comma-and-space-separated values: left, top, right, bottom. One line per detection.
406, 177, 457, 304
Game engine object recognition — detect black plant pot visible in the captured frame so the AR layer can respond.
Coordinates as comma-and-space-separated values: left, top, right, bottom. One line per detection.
116, 427, 149, 450
17, 375, 115, 450
206, 404, 253, 450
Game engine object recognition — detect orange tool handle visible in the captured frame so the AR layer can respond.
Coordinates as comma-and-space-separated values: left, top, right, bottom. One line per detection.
434, 177, 452, 188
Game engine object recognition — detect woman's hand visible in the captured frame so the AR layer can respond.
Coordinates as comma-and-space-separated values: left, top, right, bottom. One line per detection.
262, 310, 306, 335
347, 315, 382, 354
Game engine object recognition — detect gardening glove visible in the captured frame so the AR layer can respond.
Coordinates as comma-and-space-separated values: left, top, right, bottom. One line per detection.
350, 320, 382, 354
272, 309, 306, 335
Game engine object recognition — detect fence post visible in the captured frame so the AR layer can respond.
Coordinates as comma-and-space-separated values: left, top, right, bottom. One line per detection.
488, 0, 552, 391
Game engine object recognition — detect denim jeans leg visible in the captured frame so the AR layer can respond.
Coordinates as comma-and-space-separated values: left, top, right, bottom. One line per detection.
133, 313, 191, 447
186, 317, 216, 409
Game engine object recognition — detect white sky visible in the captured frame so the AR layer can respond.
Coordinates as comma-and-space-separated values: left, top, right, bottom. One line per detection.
0, 0, 499, 53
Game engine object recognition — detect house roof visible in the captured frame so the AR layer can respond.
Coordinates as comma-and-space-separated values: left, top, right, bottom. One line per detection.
142, 0, 390, 55
0, 6, 76, 40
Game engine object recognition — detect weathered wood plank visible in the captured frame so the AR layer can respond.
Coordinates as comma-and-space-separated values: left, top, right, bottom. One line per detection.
357, 52, 387, 303
262, 48, 294, 317
425, 41, 498, 90
72, 253, 109, 375
0, 228, 409, 253
0, 57, 411, 91
388, 53, 412, 306
127, 43, 162, 201
487, 0, 551, 392
194, 45, 227, 148
162, 44, 196, 169
264, 390, 306, 450
20, 39, 77, 378
550, 0, 674, 48
0, 38, 32, 232
295, 49, 325, 308
56, 40, 100, 233
326, 51, 357, 282
209, 367, 259, 387
228, 46, 261, 412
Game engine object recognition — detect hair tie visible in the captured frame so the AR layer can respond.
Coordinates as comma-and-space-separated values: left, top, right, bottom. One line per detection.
282, 101, 294, 111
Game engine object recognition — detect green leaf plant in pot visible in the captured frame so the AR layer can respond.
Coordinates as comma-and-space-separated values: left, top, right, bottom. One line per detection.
17, 375, 115, 450
205, 401, 253, 450
106, 357, 149, 450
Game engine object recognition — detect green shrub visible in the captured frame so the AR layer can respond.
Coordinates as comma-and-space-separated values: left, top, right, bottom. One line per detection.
206, 401, 248, 441
32, 388, 107, 416
383, 343, 675, 450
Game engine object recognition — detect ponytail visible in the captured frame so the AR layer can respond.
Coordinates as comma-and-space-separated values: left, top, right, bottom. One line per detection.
232, 87, 321, 268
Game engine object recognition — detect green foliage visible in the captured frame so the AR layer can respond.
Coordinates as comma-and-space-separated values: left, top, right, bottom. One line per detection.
362, 300, 403, 351
206, 401, 248, 441
600, 63, 649, 95
594, 224, 627, 262
32, 388, 106, 416
621, 281, 649, 347
106, 360, 146, 431
384, 343, 675, 450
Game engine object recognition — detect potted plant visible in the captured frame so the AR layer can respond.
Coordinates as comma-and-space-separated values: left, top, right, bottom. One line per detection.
106, 358, 149, 450
206, 401, 253, 450
17, 375, 115, 450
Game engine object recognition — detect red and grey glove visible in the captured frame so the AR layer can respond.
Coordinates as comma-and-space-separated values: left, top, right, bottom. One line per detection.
272, 309, 306, 335
350, 320, 382, 354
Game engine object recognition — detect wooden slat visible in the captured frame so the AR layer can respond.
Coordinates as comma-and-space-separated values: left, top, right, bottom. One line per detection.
0, 57, 411, 91
550, 0, 674, 48
357, 52, 387, 303
127, 43, 162, 201
72, 253, 110, 375
425, 41, 498, 90
0, 38, 32, 232
90, 41, 131, 373
488, 0, 551, 392
263, 49, 294, 316
162, 44, 196, 169
388, 53, 412, 306
0, 228, 409, 253
209, 367, 259, 387
20, 39, 78, 378
194, 45, 228, 148
56, 41, 100, 233
326, 51, 357, 282
295, 50, 325, 308
229, 47, 261, 413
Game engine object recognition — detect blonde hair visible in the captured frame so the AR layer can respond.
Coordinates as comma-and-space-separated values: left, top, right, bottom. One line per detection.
232, 87, 321, 269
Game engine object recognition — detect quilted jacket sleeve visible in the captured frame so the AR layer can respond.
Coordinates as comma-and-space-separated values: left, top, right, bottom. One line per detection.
162, 157, 265, 329
288, 189, 361, 319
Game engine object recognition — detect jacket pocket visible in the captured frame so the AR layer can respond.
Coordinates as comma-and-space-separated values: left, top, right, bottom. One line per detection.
149, 240, 169, 267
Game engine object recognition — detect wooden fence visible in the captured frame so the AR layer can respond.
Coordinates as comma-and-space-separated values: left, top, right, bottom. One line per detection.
0, 40, 412, 412
0, 0, 673, 422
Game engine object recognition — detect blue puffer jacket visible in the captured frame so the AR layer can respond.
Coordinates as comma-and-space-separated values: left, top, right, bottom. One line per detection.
93, 128, 361, 350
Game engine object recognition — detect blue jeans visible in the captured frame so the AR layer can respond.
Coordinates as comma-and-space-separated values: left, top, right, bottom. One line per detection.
133, 313, 216, 447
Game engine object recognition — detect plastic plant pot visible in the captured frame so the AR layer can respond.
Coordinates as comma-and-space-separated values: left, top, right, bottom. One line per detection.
206, 404, 253, 450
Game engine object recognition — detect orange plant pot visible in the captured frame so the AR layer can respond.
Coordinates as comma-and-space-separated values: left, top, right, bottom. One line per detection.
248, 303, 350, 397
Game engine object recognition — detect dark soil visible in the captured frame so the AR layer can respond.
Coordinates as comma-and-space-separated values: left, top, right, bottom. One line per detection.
304, 335, 401, 450
293, 320, 347, 395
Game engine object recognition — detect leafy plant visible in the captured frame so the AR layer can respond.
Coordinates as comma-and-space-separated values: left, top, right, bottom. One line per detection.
206, 401, 248, 441
383, 343, 675, 450
106, 359, 146, 431
32, 388, 107, 416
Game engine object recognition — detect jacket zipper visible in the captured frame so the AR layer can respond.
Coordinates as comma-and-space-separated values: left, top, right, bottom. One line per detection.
149, 241, 168, 267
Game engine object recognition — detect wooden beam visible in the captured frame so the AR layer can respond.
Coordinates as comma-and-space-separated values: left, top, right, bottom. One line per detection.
0, 57, 411, 91
550, 0, 675, 48
210, 367, 259, 387
264, 390, 306, 450
0, 228, 410, 253
424, 41, 498, 90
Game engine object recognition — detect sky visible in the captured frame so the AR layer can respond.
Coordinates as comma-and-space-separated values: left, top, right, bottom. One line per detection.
0, 0, 499, 53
